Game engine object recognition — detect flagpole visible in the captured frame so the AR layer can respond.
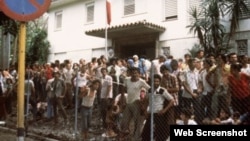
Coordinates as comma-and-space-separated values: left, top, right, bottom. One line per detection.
105, 0, 111, 60
105, 24, 108, 60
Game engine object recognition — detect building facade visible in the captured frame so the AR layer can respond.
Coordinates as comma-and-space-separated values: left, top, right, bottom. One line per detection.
47, 0, 250, 63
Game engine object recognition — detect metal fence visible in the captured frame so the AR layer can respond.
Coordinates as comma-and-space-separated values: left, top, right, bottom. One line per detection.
0, 60, 249, 141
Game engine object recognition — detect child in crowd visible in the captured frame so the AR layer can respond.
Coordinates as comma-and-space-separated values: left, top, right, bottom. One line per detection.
209, 108, 233, 125
138, 87, 148, 117
114, 84, 127, 119
102, 99, 119, 138
113, 84, 128, 140
176, 108, 197, 125
232, 111, 241, 125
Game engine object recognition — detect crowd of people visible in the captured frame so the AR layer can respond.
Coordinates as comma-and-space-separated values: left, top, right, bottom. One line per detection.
0, 51, 250, 141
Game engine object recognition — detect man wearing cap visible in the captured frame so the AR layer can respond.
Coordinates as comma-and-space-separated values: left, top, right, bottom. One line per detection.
51, 71, 69, 125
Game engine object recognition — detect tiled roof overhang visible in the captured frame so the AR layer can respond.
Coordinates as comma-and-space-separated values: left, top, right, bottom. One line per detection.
85, 20, 166, 39
49, 0, 79, 11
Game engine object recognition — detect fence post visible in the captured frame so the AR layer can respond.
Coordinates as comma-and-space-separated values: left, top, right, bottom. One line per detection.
73, 67, 79, 140
150, 63, 154, 141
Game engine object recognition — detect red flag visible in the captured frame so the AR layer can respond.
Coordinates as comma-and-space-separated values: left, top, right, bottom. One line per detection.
106, 0, 111, 25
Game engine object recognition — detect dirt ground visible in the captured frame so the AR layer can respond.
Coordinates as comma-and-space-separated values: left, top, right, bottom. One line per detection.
0, 131, 36, 141
2, 105, 119, 141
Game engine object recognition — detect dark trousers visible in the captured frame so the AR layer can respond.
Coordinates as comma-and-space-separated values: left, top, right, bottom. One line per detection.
232, 95, 250, 115
120, 101, 144, 140
200, 93, 212, 120
100, 98, 112, 128
65, 83, 73, 107
0, 96, 7, 120
5, 93, 12, 114
24, 95, 37, 119
182, 97, 201, 123
51, 97, 68, 122
141, 113, 168, 141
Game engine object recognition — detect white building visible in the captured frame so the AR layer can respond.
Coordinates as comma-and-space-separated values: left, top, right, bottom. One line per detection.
47, 0, 250, 63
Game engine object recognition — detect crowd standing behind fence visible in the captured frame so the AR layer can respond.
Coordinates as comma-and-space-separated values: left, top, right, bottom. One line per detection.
0, 52, 250, 141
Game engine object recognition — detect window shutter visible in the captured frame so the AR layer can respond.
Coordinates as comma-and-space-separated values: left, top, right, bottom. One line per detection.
189, 0, 202, 10
237, 40, 248, 55
188, 0, 202, 23
87, 4, 94, 22
165, 0, 177, 20
124, 0, 135, 15
189, 0, 202, 13
240, 0, 250, 18
55, 11, 62, 30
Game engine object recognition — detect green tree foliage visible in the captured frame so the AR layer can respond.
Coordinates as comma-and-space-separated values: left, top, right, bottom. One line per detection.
26, 18, 50, 66
1, 12, 50, 67
0, 12, 19, 36
224, 0, 248, 46
188, 43, 203, 58
187, 7, 205, 48
187, 0, 248, 56
26, 28, 50, 66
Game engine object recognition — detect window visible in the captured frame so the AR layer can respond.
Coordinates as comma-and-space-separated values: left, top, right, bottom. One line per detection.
188, 0, 202, 23
161, 47, 170, 57
239, 0, 250, 18
236, 40, 248, 55
86, 2, 94, 23
124, 0, 135, 15
189, 0, 202, 12
165, 0, 177, 20
55, 11, 62, 30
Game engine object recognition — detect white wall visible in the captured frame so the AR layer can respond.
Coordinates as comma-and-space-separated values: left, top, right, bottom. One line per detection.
47, 0, 107, 63
47, 0, 250, 63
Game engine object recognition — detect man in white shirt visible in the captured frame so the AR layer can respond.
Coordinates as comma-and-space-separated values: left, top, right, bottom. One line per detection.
141, 74, 174, 141
152, 55, 166, 76
62, 60, 74, 109
120, 67, 150, 141
198, 58, 215, 124
100, 67, 113, 128
24, 71, 37, 121
180, 58, 201, 124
